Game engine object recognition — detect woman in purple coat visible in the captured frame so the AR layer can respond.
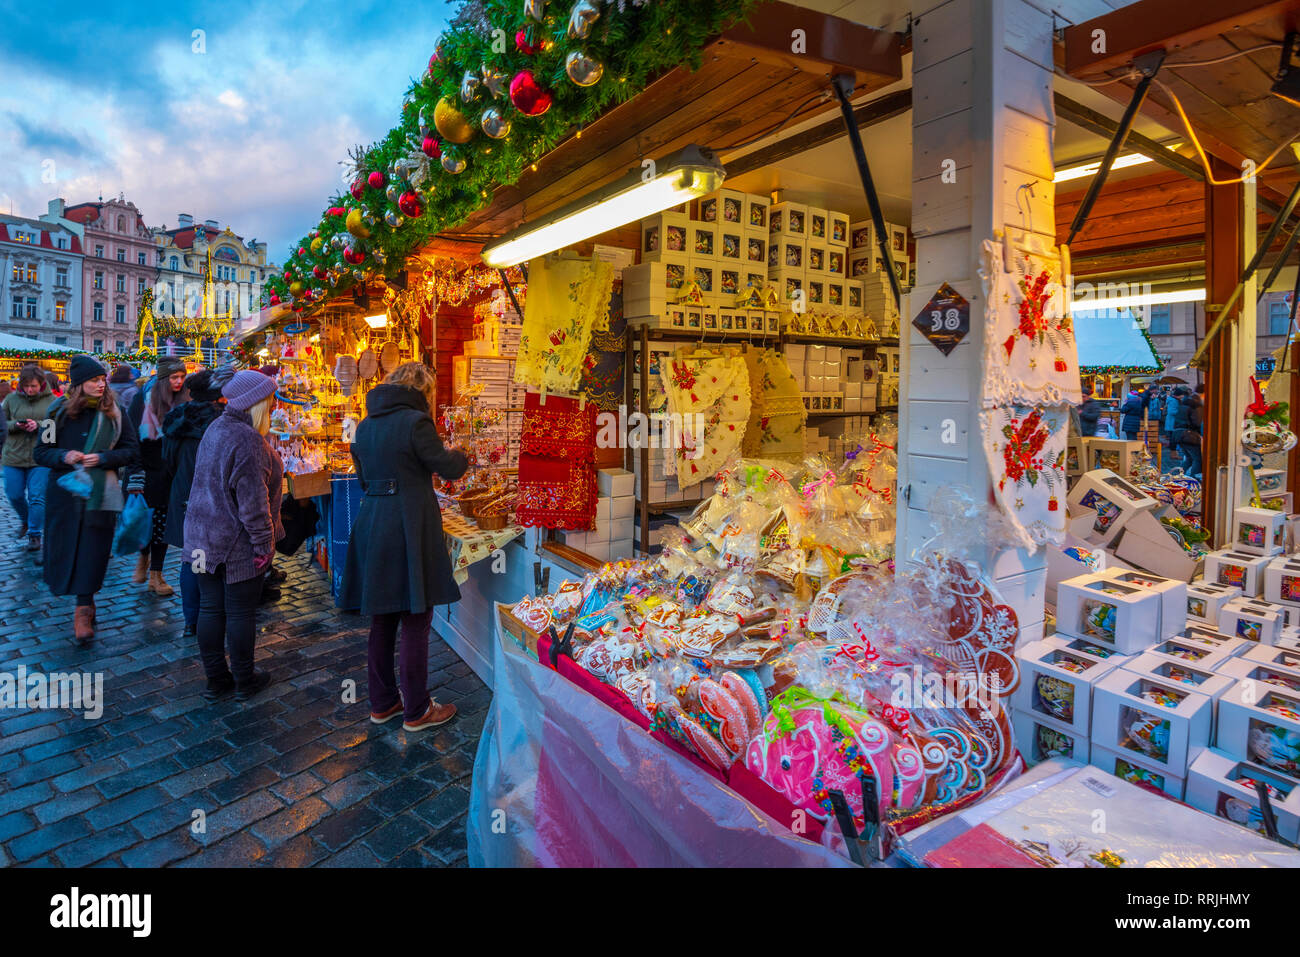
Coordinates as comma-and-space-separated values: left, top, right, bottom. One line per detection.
183, 371, 283, 700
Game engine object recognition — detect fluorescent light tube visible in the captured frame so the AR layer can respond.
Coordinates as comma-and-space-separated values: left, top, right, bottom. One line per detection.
1055, 152, 1156, 183
363, 313, 388, 328
481, 145, 725, 268
1072, 287, 1205, 312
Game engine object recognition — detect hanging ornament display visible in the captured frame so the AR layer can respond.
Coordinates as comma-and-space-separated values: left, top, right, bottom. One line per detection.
567, 0, 600, 39
460, 70, 482, 104
422, 135, 441, 158
442, 150, 468, 174
385, 209, 406, 228
434, 97, 474, 144
398, 191, 423, 218
524, 0, 545, 22
481, 63, 509, 98
367, 170, 385, 190
481, 106, 512, 139
510, 70, 553, 116
345, 208, 371, 239
565, 49, 604, 86
516, 29, 544, 55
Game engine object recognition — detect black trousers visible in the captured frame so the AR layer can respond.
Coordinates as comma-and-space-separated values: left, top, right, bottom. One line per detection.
195, 565, 263, 685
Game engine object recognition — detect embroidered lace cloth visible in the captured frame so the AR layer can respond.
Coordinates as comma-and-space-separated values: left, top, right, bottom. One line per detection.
515, 256, 614, 393
658, 351, 751, 485
742, 348, 805, 459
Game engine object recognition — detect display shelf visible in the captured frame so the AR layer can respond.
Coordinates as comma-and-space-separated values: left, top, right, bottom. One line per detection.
780, 333, 878, 347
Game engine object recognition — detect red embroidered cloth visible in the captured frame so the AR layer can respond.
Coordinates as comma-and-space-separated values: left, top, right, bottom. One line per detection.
516, 392, 598, 530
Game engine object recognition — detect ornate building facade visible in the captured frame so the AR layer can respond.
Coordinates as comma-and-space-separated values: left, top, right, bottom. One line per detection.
0, 207, 84, 348
152, 214, 274, 327
64, 196, 157, 355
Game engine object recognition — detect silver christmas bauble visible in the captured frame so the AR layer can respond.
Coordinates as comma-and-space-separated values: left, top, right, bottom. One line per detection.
524, 0, 544, 22
460, 70, 481, 104
384, 210, 405, 228
567, 0, 600, 39
481, 106, 512, 139
442, 152, 467, 174
385, 184, 401, 204
565, 49, 604, 87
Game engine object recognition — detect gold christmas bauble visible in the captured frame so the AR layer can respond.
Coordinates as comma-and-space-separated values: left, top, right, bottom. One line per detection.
310, 237, 324, 254
289, 281, 305, 295
346, 208, 371, 239
434, 96, 474, 144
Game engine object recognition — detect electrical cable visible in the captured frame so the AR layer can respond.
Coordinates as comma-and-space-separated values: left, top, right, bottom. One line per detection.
714, 92, 831, 153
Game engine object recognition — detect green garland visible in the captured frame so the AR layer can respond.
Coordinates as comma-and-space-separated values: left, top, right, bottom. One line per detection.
263, 0, 762, 313
0, 347, 157, 364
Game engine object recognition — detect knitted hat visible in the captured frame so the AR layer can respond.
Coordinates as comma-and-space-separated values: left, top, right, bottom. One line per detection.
110, 364, 134, 384
209, 362, 238, 391
157, 356, 187, 379
69, 355, 107, 388
185, 369, 223, 403
221, 370, 277, 411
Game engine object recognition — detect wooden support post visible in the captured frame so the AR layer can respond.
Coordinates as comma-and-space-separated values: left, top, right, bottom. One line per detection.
1203, 158, 1244, 539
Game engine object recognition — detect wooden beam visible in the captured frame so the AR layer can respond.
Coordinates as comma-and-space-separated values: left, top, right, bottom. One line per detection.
1054, 93, 1204, 181
1061, 0, 1300, 79
722, 87, 912, 176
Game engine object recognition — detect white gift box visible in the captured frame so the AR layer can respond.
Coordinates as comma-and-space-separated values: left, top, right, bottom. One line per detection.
1204, 549, 1271, 596
597, 468, 634, 498
1264, 555, 1300, 607
1186, 748, 1300, 844
1245, 641, 1300, 671
1092, 668, 1214, 779
641, 212, 689, 262
1218, 596, 1287, 646
1275, 625, 1300, 653
1147, 635, 1238, 672
1014, 708, 1090, 767
1219, 654, 1300, 700
769, 201, 808, 238
744, 194, 769, 231
1185, 580, 1239, 625
1066, 469, 1159, 546
1056, 572, 1163, 655
1217, 679, 1300, 778
1123, 651, 1234, 699
806, 241, 828, 275
1178, 624, 1251, 660
828, 211, 850, 248
1091, 742, 1186, 798
805, 277, 825, 309
1232, 506, 1287, 557
769, 268, 804, 306
1013, 637, 1125, 734
1054, 634, 1132, 665
1086, 438, 1144, 477
699, 188, 745, 227
1099, 568, 1187, 642
717, 225, 743, 263
689, 222, 719, 260
806, 206, 829, 242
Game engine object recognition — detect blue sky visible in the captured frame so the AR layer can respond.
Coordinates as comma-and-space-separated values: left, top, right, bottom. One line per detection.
0, 0, 453, 265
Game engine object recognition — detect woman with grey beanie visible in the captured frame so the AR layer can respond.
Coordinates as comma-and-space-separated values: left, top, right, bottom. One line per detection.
183, 370, 284, 700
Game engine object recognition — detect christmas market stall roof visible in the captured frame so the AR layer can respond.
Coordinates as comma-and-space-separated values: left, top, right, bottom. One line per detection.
1073, 309, 1164, 374
0, 332, 80, 353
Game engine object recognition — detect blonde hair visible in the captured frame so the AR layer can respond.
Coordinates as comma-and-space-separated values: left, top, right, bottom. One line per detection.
384, 361, 436, 412
249, 394, 274, 436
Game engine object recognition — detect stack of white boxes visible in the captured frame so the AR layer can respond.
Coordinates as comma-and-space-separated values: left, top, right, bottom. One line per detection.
559, 468, 635, 561
626, 191, 779, 333
1256, 466, 1291, 514
767, 202, 851, 322
631, 442, 713, 503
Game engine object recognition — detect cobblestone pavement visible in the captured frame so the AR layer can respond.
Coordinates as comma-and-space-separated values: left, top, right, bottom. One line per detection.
0, 514, 489, 867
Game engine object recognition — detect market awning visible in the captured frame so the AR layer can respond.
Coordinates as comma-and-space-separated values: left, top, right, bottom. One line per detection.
1073, 309, 1164, 373
229, 303, 293, 343
0, 332, 80, 352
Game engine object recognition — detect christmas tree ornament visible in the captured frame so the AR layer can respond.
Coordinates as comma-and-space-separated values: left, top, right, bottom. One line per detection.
481, 106, 512, 139
367, 170, 385, 190
345, 208, 371, 239
372, 248, 386, 265
269, 294, 280, 305
289, 281, 305, 295
509, 70, 553, 116
516, 28, 544, 54
385, 210, 406, 228
460, 70, 482, 104
385, 183, 401, 204
441, 150, 467, 174
434, 96, 474, 143
313, 265, 327, 280
310, 237, 323, 254
350, 177, 365, 201
326, 269, 339, 285
361, 211, 378, 232
565, 49, 604, 86
427, 45, 442, 76
567, 0, 600, 39
283, 270, 293, 281
297, 246, 306, 257
398, 191, 423, 218
524, 0, 545, 22
422, 135, 441, 158
482, 63, 509, 98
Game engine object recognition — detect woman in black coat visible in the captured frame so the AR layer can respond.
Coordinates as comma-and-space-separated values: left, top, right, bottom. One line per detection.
161, 369, 226, 637
34, 355, 140, 643
1119, 388, 1147, 440
339, 361, 468, 733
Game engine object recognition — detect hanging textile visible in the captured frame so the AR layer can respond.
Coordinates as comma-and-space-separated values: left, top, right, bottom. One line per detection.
515, 255, 615, 393
579, 286, 627, 412
977, 236, 1077, 550
742, 348, 806, 459
516, 391, 598, 530
658, 351, 751, 485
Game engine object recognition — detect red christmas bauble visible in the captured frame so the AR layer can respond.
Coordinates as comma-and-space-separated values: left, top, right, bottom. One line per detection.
398, 191, 423, 218
350, 178, 365, 200
510, 70, 552, 117
343, 246, 366, 265
367, 170, 385, 190
313, 265, 327, 280
283, 270, 292, 282
516, 29, 543, 55
422, 136, 441, 159
298, 247, 306, 256
292, 303, 303, 312
269, 294, 280, 305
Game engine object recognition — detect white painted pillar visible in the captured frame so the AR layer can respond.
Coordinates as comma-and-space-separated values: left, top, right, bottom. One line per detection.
900, 0, 1059, 645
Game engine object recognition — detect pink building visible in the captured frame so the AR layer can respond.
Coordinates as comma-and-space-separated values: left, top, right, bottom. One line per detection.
64, 195, 157, 355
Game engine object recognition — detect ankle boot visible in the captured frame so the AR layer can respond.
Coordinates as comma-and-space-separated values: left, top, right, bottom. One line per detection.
73, 605, 94, 643
148, 570, 174, 596
133, 553, 149, 583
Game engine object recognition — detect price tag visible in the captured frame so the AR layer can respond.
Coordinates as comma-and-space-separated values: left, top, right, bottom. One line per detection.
911, 282, 970, 356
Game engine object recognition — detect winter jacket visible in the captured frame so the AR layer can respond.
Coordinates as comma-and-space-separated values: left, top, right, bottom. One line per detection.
1147, 391, 1162, 419
182, 408, 284, 585
1079, 398, 1102, 437
161, 399, 224, 549
338, 384, 469, 616
1120, 393, 1146, 435
33, 402, 140, 596
129, 380, 185, 509
2, 381, 54, 468
1179, 395, 1204, 446
1164, 395, 1181, 433
109, 381, 139, 413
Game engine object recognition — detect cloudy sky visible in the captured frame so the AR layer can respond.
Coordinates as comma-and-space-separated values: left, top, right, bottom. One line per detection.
0, 0, 453, 264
